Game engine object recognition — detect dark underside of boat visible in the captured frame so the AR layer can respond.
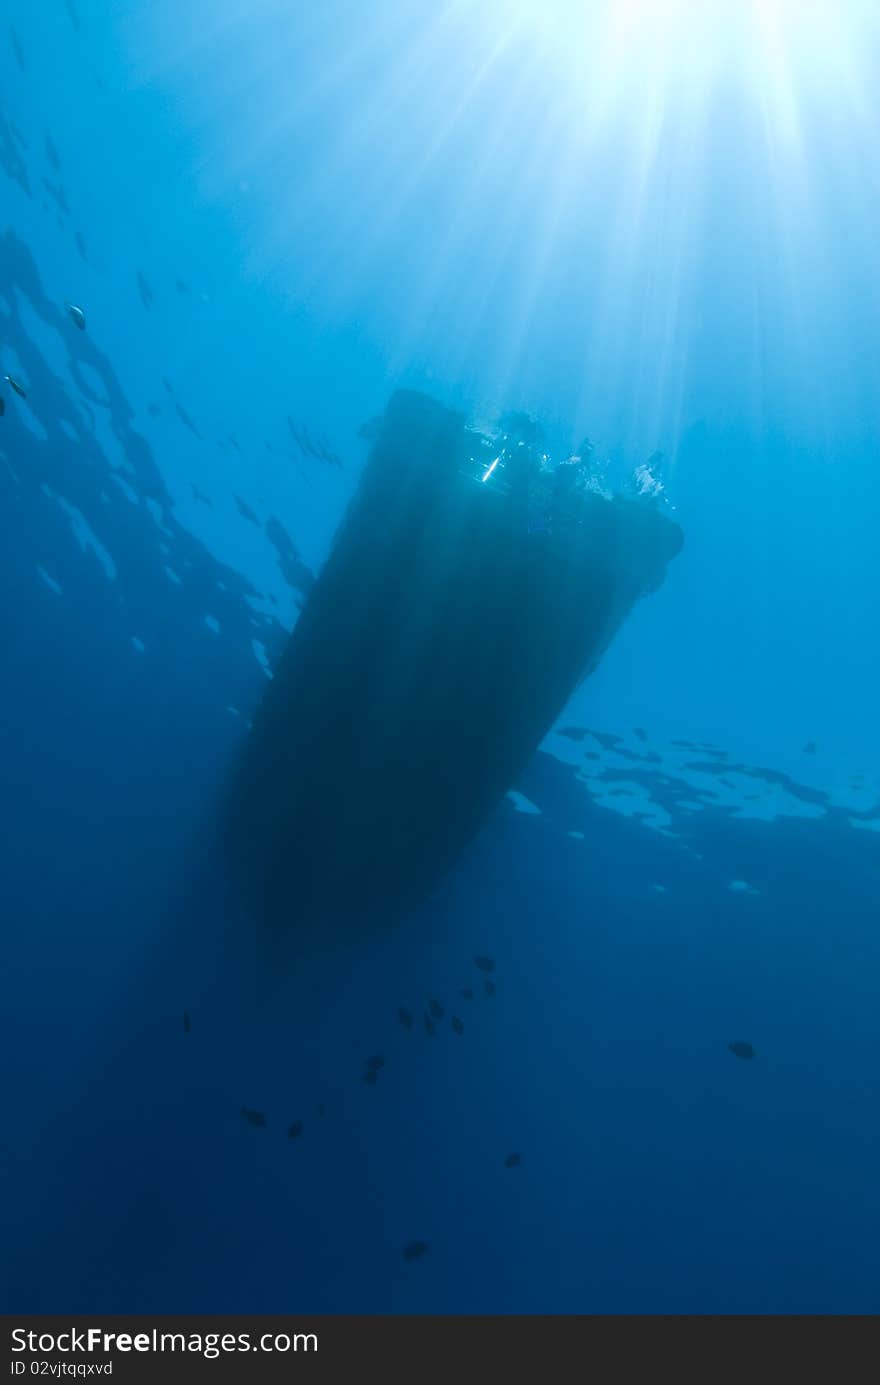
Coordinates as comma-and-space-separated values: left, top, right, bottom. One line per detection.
226, 389, 683, 937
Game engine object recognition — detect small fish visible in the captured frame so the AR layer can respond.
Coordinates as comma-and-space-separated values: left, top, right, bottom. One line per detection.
460, 988, 474, 1001
363, 1068, 378, 1085
65, 301, 86, 330
287, 1121, 304, 1139
0, 397, 5, 417
451, 1016, 464, 1036
504, 1153, 521, 1168
802, 740, 817, 755
474, 956, 495, 973
365, 1054, 385, 1071
315, 436, 343, 468
424, 1015, 436, 1037
175, 402, 201, 438
240, 1107, 266, 1127
190, 482, 212, 508
633, 727, 647, 742
402, 1241, 428, 1262
429, 998, 444, 1021
234, 494, 260, 526
136, 270, 153, 308
398, 1007, 414, 1030
484, 979, 496, 998
3, 375, 26, 398
316, 1103, 326, 1118
10, 28, 27, 73
728, 1041, 755, 1061
183, 1010, 191, 1034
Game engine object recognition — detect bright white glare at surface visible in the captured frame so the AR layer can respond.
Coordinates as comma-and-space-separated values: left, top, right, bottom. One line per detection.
134, 0, 880, 456
488, 0, 876, 134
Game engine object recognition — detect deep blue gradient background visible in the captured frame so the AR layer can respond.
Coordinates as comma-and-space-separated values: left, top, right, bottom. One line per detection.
1, 2, 878, 1312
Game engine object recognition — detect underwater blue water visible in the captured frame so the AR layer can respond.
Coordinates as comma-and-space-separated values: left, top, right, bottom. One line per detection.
1, 1, 878, 1312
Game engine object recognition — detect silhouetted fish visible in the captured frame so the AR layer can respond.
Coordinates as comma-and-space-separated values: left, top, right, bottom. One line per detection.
315, 435, 343, 468
190, 482, 212, 508
43, 177, 69, 218
398, 1007, 414, 1030
451, 1016, 464, 1036
424, 1015, 436, 1037
0, 397, 5, 417
175, 402, 201, 439
10, 29, 27, 73
460, 988, 474, 1000
65, 302, 86, 330
287, 1121, 304, 1139
365, 1054, 385, 1071
802, 740, 817, 755
183, 1010, 191, 1034
474, 956, 495, 973
137, 270, 153, 308
363, 1068, 378, 1085
429, 998, 444, 1021
3, 371, 26, 398
559, 726, 588, 741
402, 1241, 428, 1262
504, 1153, 521, 1168
240, 1107, 266, 1127
234, 494, 260, 526
288, 419, 319, 461
633, 727, 647, 741
728, 1041, 755, 1060
484, 979, 496, 998
316, 1104, 326, 1118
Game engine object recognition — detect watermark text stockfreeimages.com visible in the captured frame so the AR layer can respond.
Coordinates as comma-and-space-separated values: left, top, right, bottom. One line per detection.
10, 1328, 317, 1362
